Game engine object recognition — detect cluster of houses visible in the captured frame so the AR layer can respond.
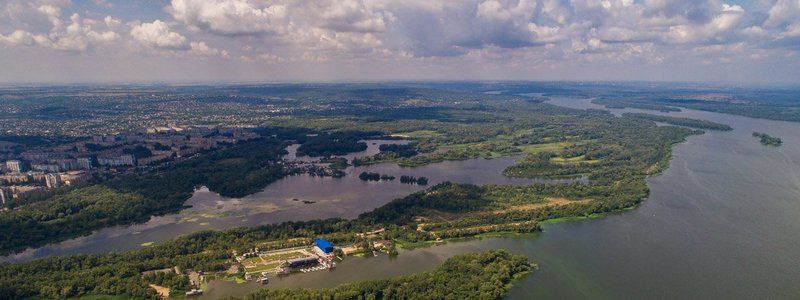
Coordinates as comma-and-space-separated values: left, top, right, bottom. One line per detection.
0, 124, 261, 206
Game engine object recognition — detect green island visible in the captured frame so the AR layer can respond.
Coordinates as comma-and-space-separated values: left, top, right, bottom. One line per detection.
622, 113, 733, 131
752, 132, 783, 146
0, 84, 701, 299
231, 250, 530, 300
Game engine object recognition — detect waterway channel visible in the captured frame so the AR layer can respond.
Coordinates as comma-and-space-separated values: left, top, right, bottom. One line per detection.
2, 140, 573, 262
205, 96, 800, 299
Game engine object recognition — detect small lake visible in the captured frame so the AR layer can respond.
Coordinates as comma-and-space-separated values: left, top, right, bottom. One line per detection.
2, 140, 575, 262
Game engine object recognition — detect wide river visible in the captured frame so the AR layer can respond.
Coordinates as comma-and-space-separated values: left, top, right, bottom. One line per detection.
8, 96, 800, 299
202, 96, 800, 299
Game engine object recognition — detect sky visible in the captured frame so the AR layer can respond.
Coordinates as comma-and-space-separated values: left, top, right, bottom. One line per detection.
0, 0, 799, 84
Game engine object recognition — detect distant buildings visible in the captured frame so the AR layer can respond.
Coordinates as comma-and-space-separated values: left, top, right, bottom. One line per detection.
0, 125, 262, 207
53, 159, 79, 171
98, 155, 135, 167
32, 163, 61, 173
0, 173, 29, 184
5, 160, 22, 173
21, 150, 59, 162
45, 173, 62, 188
77, 157, 94, 170
92, 135, 120, 143
60, 171, 90, 186
0, 188, 8, 205
0, 186, 45, 202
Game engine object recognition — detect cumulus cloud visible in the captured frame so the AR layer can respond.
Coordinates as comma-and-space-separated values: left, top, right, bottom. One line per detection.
1, 0, 799, 83
168, 0, 288, 36
316, 1, 385, 33
190, 41, 229, 58
764, 0, 800, 28
0, 8, 119, 51
761, 0, 800, 47
0, 30, 42, 46
130, 20, 187, 49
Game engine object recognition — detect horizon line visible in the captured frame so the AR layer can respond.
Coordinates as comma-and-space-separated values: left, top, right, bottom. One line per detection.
0, 79, 797, 89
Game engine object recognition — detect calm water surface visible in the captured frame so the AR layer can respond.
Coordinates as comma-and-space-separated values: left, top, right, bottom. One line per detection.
3, 140, 573, 262
203, 97, 800, 299
7, 97, 800, 299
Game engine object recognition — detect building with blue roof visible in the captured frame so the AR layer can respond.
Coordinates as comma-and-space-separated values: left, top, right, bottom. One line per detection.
314, 238, 334, 254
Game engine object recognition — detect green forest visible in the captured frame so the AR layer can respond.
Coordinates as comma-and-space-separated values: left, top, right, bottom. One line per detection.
0, 137, 287, 255
230, 250, 531, 300
622, 113, 733, 131
753, 132, 782, 146
0, 85, 708, 298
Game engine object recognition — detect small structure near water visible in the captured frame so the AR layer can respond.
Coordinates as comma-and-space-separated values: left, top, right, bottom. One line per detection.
314, 238, 334, 254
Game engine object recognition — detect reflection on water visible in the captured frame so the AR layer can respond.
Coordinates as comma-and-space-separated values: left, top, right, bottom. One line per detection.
198, 235, 539, 299
512, 97, 800, 299
2, 140, 577, 263
10, 96, 798, 299
282, 139, 410, 163
204, 97, 800, 298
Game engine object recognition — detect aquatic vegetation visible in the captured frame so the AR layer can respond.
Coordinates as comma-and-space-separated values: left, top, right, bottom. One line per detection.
753, 132, 782, 146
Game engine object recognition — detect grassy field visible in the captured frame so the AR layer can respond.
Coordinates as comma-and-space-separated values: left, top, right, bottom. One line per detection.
241, 257, 262, 265
261, 250, 306, 261
392, 130, 442, 138
245, 262, 281, 274
518, 141, 576, 154
550, 155, 600, 164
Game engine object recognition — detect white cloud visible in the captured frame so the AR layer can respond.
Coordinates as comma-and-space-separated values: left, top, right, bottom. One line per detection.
1, 0, 800, 83
764, 0, 800, 28
778, 23, 800, 39
168, 0, 288, 36
0, 30, 41, 46
36, 4, 62, 28
314, 0, 386, 33
1, 12, 119, 51
130, 20, 187, 49
190, 41, 229, 58
763, 0, 800, 45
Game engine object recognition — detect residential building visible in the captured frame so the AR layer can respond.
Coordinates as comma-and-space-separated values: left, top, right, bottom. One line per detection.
4, 185, 45, 199
45, 173, 62, 188
5, 160, 22, 173
60, 171, 90, 186
0, 188, 9, 205
32, 163, 61, 173
77, 157, 94, 170
1, 173, 29, 184
54, 159, 79, 171
98, 155, 135, 167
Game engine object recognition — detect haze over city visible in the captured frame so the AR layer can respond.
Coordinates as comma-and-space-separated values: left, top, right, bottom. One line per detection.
1, 0, 799, 84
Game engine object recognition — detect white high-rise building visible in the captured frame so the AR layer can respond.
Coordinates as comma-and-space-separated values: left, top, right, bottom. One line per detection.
45, 173, 62, 188
0, 188, 9, 205
5, 160, 22, 173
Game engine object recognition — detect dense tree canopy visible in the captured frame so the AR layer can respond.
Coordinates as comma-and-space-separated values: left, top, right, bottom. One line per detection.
229, 250, 531, 300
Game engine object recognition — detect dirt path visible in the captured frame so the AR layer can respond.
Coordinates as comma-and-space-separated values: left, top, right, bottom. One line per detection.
494, 197, 593, 214
148, 284, 170, 298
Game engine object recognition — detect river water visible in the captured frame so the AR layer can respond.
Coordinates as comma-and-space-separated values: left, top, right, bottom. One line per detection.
510, 97, 800, 299
2, 140, 573, 262
203, 96, 800, 299
8, 96, 800, 299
